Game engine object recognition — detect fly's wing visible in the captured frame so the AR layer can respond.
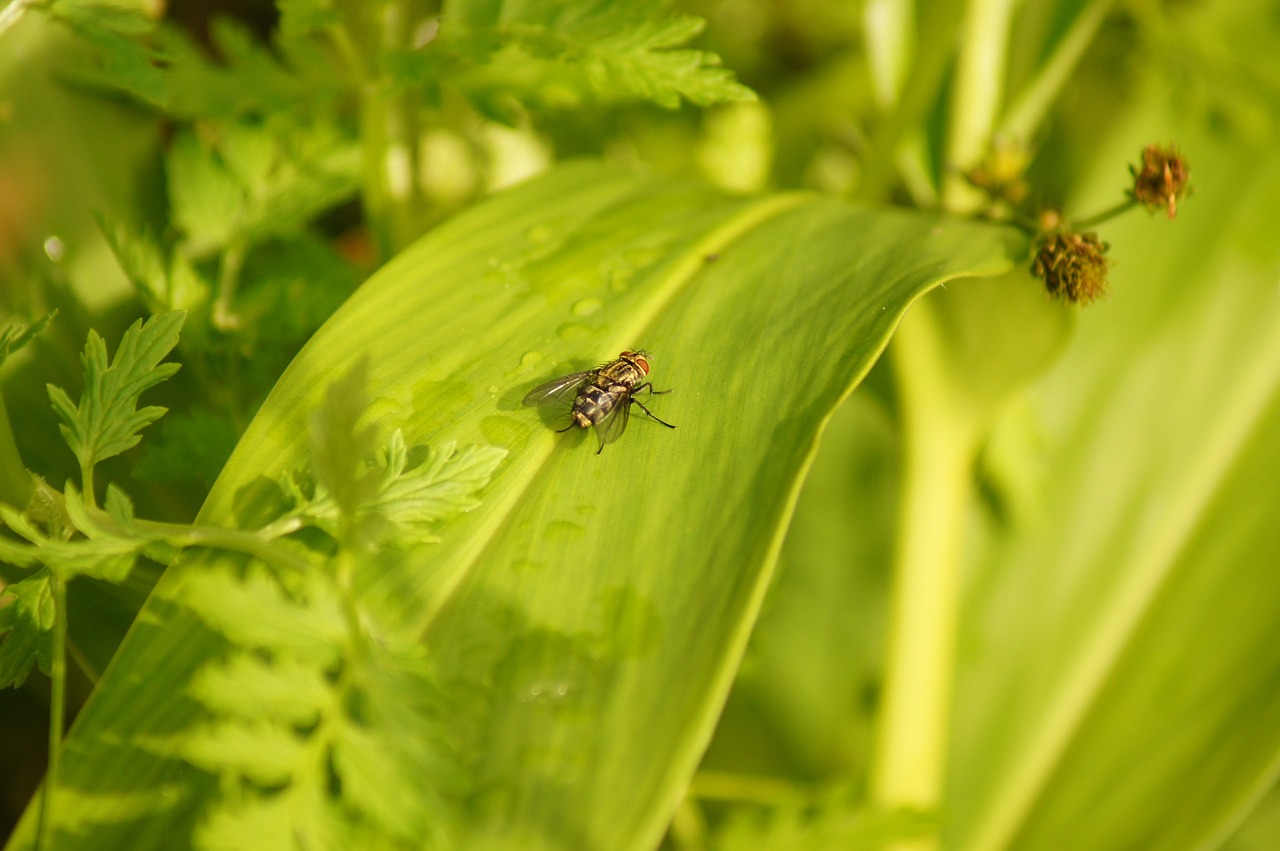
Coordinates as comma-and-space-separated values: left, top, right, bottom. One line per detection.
523, 371, 590, 408
593, 397, 631, 446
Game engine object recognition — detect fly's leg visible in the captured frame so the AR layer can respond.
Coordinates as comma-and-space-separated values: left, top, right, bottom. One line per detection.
634, 381, 672, 396
630, 396, 676, 429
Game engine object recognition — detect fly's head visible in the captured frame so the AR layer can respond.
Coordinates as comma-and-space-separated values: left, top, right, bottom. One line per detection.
620, 350, 651, 375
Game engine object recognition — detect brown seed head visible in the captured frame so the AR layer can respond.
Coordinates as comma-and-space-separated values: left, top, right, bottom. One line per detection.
1129, 144, 1190, 219
1031, 231, 1111, 305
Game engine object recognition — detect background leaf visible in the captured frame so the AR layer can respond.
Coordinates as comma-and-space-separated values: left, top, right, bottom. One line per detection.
948, 110, 1280, 849
5, 162, 1020, 849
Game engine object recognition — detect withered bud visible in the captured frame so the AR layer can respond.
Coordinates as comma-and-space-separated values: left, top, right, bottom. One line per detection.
963, 138, 1031, 206
1032, 231, 1111, 305
1129, 144, 1190, 219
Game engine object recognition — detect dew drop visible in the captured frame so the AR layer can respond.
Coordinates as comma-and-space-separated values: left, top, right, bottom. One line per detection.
543, 519, 585, 543
555, 322, 593, 343
571, 297, 603, 317
43, 236, 65, 262
525, 224, 554, 244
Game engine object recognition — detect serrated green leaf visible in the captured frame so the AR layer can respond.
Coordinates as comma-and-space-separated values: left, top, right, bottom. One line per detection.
0, 504, 43, 546
46, 0, 169, 108
581, 17, 755, 109
174, 565, 346, 664
372, 437, 508, 537
167, 124, 361, 259
289, 427, 506, 548
440, 0, 755, 111
0, 572, 56, 687
192, 792, 317, 851
276, 0, 341, 40
192, 783, 352, 851
97, 216, 211, 316
330, 722, 436, 842
173, 721, 307, 786
187, 655, 330, 726
168, 132, 246, 252
47, 312, 185, 475
103, 484, 137, 530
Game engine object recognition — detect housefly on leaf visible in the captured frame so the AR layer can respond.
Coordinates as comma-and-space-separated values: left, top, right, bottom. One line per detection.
523, 350, 676, 454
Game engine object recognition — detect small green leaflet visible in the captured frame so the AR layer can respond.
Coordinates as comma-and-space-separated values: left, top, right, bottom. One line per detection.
44, 0, 168, 109
289, 431, 508, 546
0, 572, 55, 688
581, 16, 756, 108
436, 0, 756, 112
298, 358, 508, 547
0, 312, 56, 368
47, 311, 185, 476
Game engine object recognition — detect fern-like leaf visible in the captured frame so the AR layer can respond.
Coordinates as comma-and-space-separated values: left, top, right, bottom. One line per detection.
47, 312, 185, 477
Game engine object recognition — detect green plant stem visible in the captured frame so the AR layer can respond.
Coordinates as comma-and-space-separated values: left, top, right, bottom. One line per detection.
130, 517, 315, 575
870, 299, 981, 849
854, 0, 966, 201
36, 574, 68, 851
79, 460, 96, 512
212, 240, 246, 332
689, 770, 806, 805
1070, 198, 1138, 231
356, 0, 434, 259
943, 0, 1017, 210
997, 0, 1117, 142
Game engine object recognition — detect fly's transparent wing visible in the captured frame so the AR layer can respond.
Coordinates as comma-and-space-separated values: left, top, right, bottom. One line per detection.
523, 371, 591, 408
593, 398, 631, 447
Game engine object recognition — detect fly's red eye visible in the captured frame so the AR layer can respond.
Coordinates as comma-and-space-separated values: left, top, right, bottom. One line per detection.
633, 355, 650, 374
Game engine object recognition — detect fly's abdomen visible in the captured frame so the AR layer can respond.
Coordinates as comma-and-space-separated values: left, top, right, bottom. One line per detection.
574, 382, 624, 425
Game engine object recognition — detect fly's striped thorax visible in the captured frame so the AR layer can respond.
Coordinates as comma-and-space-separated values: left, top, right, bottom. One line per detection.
594, 358, 646, 389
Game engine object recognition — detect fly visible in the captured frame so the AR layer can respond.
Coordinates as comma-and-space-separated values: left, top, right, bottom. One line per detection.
522, 350, 676, 454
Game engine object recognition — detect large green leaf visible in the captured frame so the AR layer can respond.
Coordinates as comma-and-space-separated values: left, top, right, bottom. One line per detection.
7, 162, 1021, 849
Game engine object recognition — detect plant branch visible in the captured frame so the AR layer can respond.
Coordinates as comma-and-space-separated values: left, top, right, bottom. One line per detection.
997, 0, 1117, 143
1070, 198, 1138, 231
353, 0, 436, 259
36, 574, 68, 851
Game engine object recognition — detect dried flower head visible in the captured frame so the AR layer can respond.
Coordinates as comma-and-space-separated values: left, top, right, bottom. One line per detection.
1129, 144, 1190, 219
1032, 231, 1111, 305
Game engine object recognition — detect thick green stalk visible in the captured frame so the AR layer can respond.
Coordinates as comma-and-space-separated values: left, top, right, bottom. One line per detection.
870, 299, 981, 850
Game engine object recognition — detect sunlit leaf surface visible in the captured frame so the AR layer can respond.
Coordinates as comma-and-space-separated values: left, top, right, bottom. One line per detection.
8, 162, 1019, 850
